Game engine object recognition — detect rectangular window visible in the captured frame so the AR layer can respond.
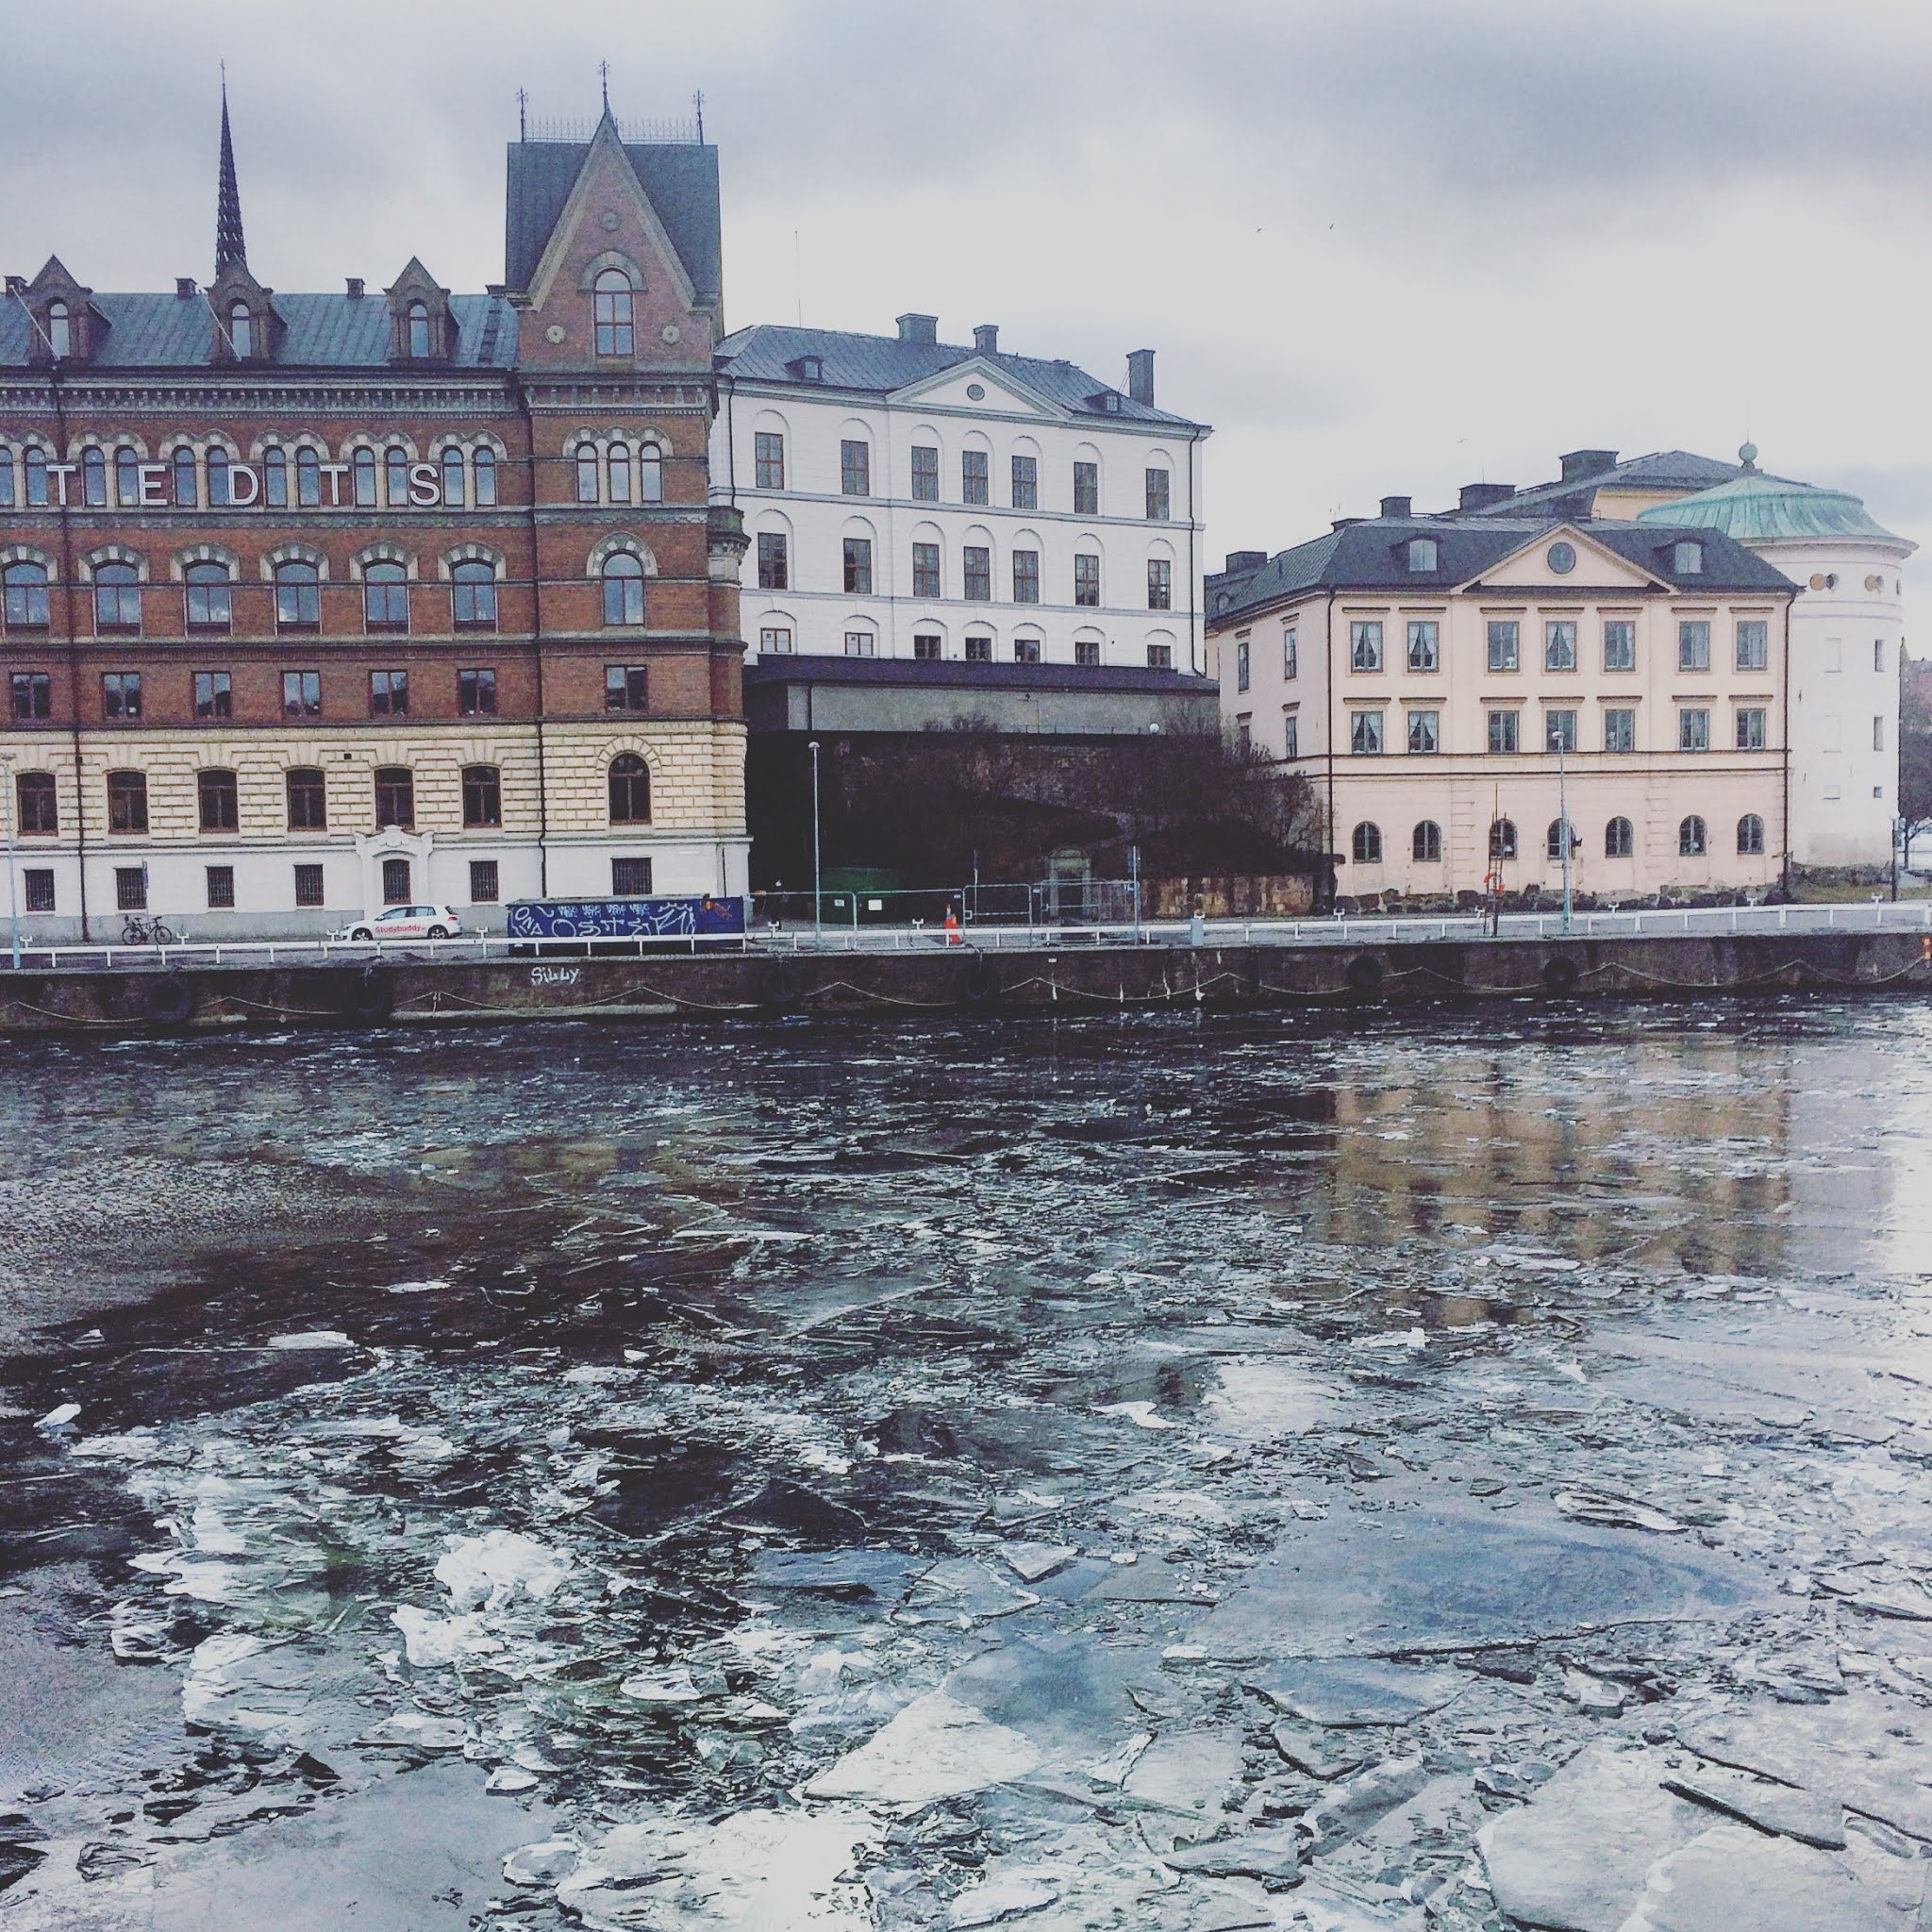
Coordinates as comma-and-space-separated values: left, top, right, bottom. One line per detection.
1737, 619, 1769, 671
1074, 460, 1099, 516
842, 538, 873, 595
282, 670, 321, 719
1824, 639, 1842, 672
1074, 554, 1100, 607
1488, 708, 1520, 754
605, 664, 649, 712
286, 769, 327, 830
1544, 620, 1577, 672
198, 767, 238, 831
1235, 717, 1251, 754
754, 431, 784, 490
1737, 706, 1767, 750
965, 635, 992, 662
843, 630, 875, 657
1148, 559, 1173, 610
961, 450, 990, 505
1349, 619, 1383, 673
611, 857, 654, 897
382, 856, 411, 904
24, 870, 54, 913
1875, 638, 1886, 673
1603, 619, 1636, 671
757, 532, 789, 591
758, 626, 793, 654
108, 772, 147, 832
11, 671, 52, 720
1074, 639, 1100, 666
1678, 707, 1710, 752
911, 445, 939, 501
1406, 620, 1438, 673
1874, 714, 1886, 751
1678, 620, 1711, 671
840, 440, 870, 496
1235, 638, 1251, 691
102, 671, 141, 720
206, 864, 235, 909
370, 669, 408, 716
1146, 643, 1173, 669
913, 633, 941, 660
1545, 708, 1578, 753
1283, 713, 1299, 758
1351, 709, 1384, 756
116, 866, 146, 911
375, 769, 415, 830
1407, 708, 1439, 755
1487, 620, 1520, 672
963, 546, 991, 601
1013, 637, 1041, 664
293, 861, 325, 907
1283, 628, 1297, 679
462, 764, 501, 828
1145, 468, 1170, 520
912, 541, 941, 599
458, 667, 497, 716
1012, 549, 1040, 604
469, 858, 500, 905
1010, 455, 1037, 509
193, 670, 232, 721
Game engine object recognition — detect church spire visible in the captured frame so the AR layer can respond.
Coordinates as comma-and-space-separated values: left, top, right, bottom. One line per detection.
215, 74, 247, 276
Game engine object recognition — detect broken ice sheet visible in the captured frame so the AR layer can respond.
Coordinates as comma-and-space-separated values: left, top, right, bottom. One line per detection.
1245, 1657, 1465, 1726
1621, 1822, 1902, 1932
1660, 1763, 1846, 1849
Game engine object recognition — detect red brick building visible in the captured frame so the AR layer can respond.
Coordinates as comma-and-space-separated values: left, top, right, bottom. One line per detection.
0, 95, 748, 939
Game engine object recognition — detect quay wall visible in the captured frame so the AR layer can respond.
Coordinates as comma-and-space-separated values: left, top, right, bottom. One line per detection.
2, 930, 1929, 1037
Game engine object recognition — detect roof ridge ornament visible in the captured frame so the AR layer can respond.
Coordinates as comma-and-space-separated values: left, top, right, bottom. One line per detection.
1739, 441, 1759, 472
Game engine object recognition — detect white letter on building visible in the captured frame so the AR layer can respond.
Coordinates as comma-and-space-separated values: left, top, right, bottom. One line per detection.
45, 463, 75, 506
139, 462, 168, 507
227, 463, 260, 507
320, 462, 350, 505
408, 463, 441, 507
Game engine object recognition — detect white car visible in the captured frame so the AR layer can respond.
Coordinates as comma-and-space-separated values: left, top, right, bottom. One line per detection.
334, 904, 463, 942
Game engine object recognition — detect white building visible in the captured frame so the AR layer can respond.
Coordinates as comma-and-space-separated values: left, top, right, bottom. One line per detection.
711, 315, 1208, 674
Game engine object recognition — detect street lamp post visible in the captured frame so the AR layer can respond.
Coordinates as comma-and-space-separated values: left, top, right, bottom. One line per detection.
808, 739, 822, 939
1557, 733, 1573, 931
0, 752, 16, 969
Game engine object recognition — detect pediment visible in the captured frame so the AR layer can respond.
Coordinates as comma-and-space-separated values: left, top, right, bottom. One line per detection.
1463, 524, 1661, 592
387, 257, 449, 303
889, 356, 1060, 418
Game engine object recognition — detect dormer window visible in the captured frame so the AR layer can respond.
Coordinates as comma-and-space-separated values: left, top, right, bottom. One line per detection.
1674, 541, 1703, 575
1407, 537, 1438, 572
228, 302, 253, 358
46, 302, 70, 358
791, 355, 824, 382
408, 302, 430, 358
594, 270, 633, 357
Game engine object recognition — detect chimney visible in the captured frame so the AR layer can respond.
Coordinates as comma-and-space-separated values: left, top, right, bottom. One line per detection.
1558, 448, 1617, 484
1125, 348, 1155, 406
1458, 481, 1517, 510
896, 312, 938, 344
4, 275, 25, 298
973, 323, 998, 356
1224, 550, 1267, 575
175, 276, 197, 299
345, 276, 365, 298
1379, 494, 1412, 520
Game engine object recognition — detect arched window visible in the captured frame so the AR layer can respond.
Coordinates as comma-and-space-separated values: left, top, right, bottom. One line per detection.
600, 551, 647, 626
4, 561, 50, 629
207, 447, 230, 507
451, 558, 497, 629
593, 270, 634, 356
17, 771, 58, 835
1679, 815, 1707, 857
93, 561, 141, 632
1546, 818, 1574, 861
640, 444, 663, 503
1489, 818, 1518, 861
461, 764, 502, 828
608, 441, 631, 505
474, 447, 496, 507
1738, 813, 1766, 856
407, 302, 430, 358
352, 447, 378, 508
0, 449, 17, 509
262, 445, 289, 508
385, 446, 410, 507
575, 446, 601, 504
115, 447, 141, 505
1606, 816, 1634, 858
82, 447, 107, 506
47, 302, 70, 358
441, 446, 465, 508
608, 752, 652, 824
185, 560, 232, 630
197, 768, 239, 833
295, 447, 321, 508
25, 448, 49, 506
1412, 820, 1441, 862
228, 302, 253, 358
107, 769, 148, 834
374, 766, 415, 829
363, 560, 409, 631
275, 558, 322, 629
173, 447, 198, 507
1351, 821, 1382, 864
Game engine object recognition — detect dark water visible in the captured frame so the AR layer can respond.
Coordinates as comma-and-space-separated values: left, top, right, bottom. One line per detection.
1, 1005, 1929, 1930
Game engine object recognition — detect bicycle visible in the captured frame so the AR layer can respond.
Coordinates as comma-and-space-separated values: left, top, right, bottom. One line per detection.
121, 914, 183, 945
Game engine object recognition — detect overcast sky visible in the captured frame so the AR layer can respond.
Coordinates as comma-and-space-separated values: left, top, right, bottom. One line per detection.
8, 0, 1931, 620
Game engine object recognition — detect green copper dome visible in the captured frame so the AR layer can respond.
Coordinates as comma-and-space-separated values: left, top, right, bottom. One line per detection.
1636, 451, 1901, 545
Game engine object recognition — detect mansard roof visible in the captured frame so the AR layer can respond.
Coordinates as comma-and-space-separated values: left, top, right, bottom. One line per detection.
715, 323, 1205, 429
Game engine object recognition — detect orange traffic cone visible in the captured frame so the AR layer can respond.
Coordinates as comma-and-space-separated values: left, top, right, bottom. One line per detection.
943, 907, 962, 945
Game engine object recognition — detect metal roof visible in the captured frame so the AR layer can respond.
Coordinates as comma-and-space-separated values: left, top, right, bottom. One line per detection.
1461, 449, 1744, 518
716, 324, 1204, 429
1634, 470, 1909, 547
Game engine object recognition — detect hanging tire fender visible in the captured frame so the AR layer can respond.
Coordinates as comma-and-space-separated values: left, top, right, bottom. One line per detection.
756, 960, 809, 1014
1542, 954, 1581, 998
340, 968, 395, 1024
1343, 953, 1384, 998
142, 974, 195, 1028
956, 955, 1003, 1011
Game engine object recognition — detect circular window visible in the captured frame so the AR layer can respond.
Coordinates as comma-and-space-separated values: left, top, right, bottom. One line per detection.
1547, 541, 1576, 575
1808, 573, 1826, 591
965, 383, 986, 401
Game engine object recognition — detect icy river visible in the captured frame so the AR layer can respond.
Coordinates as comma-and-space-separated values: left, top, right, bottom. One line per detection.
1, 1005, 1930, 1931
